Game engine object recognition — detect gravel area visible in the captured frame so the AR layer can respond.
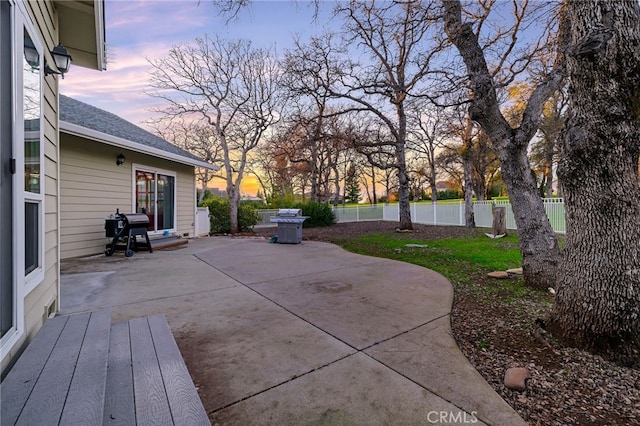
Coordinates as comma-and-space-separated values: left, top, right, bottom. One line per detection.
254, 221, 640, 425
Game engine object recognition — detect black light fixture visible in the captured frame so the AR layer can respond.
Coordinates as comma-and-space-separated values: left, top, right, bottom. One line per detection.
44, 44, 72, 78
116, 154, 126, 166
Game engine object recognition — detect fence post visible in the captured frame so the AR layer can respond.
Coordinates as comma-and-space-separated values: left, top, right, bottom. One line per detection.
459, 201, 464, 226
356, 205, 360, 222
433, 202, 437, 225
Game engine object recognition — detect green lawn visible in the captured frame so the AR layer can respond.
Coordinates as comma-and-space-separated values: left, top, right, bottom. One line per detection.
338, 233, 531, 301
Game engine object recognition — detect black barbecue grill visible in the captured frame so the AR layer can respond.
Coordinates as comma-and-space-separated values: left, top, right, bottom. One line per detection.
105, 210, 153, 257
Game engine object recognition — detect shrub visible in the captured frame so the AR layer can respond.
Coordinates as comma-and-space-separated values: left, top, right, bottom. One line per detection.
437, 189, 462, 200
238, 202, 260, 231
202, 197, 260, 233
294, 202, 336, 228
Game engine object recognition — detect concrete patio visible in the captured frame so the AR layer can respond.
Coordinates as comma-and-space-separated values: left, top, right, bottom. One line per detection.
60, 236, 526, 425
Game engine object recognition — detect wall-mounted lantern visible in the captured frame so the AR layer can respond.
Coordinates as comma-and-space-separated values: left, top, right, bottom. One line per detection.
44, 44, 72, 79
116, 154, 126, 166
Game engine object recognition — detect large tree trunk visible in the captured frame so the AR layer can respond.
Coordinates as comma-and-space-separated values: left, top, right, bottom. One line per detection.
396, 106, 413, 230
463, 143, 475, 228
396, 143, 413, 230
332, 164, 340, 208
499, 146, 559, 290
228, 185, 240, 233
544, 163, 553, 198
551, 1, 640, 350
371, 165, 378, 205
443, 0, 564, 289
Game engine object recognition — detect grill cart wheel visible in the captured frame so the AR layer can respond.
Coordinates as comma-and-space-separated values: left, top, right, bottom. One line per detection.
125, 249, 133, 257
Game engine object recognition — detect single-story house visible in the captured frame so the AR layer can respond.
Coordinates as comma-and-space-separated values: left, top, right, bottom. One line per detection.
59, 95, 218, 260
1, 0, 106, 374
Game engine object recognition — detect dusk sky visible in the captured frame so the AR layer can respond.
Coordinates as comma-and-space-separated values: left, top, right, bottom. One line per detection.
60, 0, 334, 195
61, 0, 333, 129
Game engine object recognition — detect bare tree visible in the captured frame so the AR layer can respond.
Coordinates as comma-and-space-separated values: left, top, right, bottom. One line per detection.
443, 0, 567, 289
504, 80, 567, 198
327, 0, 443, 230
147, 35, 280, 233
153, 119, 223, 204
440, 106, 479, 227
407, 103, 448, 203
435, 148, 463, 194
550, 1, 640, 351
531, 90, 566, 197
282, 33, 346, 203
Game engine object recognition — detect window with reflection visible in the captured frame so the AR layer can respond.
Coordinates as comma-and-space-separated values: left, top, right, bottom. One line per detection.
23, 28, 41, 276
23, 29, 40, 195
135, 169, 176, 232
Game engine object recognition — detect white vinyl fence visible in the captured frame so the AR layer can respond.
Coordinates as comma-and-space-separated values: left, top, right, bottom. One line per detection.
256, 198, 566, 234
382, 198, 566, 234
195, 207, 210, 236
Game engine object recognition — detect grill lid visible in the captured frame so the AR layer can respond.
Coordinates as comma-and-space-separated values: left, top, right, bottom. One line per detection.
276, 208, 302, 217
269, 216, 307, 223
121, 213, 150, 225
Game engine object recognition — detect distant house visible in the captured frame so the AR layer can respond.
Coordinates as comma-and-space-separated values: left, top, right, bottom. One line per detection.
59, 95, 217, 259
1, 0, 106, 374
435, 180, 454, 192
206, 187, 228, 198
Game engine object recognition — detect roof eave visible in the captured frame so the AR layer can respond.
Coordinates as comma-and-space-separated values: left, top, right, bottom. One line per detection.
60, 120, 219, 171
55, 1, 107, 71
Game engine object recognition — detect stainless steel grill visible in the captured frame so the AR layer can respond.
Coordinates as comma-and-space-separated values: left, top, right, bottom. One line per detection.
269, 209, 308, 244
105, 210, 153, 257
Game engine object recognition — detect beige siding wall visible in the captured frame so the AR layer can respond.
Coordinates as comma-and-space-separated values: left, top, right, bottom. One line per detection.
30, 0, 59, 348
176, 164, 196, 235
60, 134, 196, 259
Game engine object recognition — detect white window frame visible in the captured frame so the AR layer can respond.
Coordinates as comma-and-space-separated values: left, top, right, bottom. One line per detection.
1, 0, 45, 357
131, 163, 177, 235
19, 17, 45, 296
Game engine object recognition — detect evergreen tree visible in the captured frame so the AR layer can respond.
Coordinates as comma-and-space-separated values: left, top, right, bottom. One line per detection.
344, 164, 361, 204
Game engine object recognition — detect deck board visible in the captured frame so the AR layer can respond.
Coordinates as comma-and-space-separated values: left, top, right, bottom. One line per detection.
103, 321, 136, 426
0, 315, 68, 426
2, 311, 206, 426
147, 315, 209, 426
59, 310, 112, 426
129, 317, 173, 426
15, 313, 91, 426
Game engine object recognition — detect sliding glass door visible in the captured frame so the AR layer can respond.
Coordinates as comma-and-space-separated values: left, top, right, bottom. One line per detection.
135, 169, 175, 233
0, 0, 12, 339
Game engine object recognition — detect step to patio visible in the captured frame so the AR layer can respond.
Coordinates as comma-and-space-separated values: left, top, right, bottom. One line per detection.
150, 235, 189, 251
1, 311, 207, 426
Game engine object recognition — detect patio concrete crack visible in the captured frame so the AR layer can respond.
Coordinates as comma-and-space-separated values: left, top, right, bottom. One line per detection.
361, 350, 491, 426
194, 253, 363, 352
194, 252, 383, 287
208, 352, 355, 415
359, 312, 450, 352
196, 249, 481, 422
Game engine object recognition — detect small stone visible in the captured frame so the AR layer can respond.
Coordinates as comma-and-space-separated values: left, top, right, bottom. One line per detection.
506, 268, 523, 277
505, 367, 530, 391
488, 271, 509, 279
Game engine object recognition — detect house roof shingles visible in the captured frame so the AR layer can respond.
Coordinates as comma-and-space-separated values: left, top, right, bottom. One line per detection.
59, 95, 213, 168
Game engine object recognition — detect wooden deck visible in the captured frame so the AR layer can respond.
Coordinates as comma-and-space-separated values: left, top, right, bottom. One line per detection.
1, 310, 209, 426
